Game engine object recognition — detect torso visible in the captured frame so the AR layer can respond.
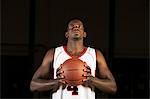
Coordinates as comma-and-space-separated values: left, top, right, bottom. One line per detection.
52, 46, 96, 99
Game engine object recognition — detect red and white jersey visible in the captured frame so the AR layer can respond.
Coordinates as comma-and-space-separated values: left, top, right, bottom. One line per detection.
52, 46, 96, 99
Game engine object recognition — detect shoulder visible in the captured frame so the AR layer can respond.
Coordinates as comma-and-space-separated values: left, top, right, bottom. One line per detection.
46, 46, 63, 54
92, 48, 105, 60
87, 46, 96, 52
87, 47, 105, 59
43, 48, 55, 61
95, 49, 103, 56
46, 48, 55, 55
88, 47, 103, 56
45, 46, 64, 57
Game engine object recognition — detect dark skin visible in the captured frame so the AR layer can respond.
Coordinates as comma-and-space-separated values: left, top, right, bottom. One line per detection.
30, 19, 117, 94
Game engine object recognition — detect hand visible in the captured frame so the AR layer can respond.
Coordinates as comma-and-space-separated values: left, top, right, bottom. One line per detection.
56, 66, 64, 79
82, 65, 95, 91
55, 66, 66, 89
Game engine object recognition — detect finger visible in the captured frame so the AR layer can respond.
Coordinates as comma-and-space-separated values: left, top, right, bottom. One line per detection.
84, 65, 91, 69
82, 74, 87, 77
82, 78, 88, 82
56, 70, 64, 77
59, 79, 66, 84
82, 73, 92, 77
84, 65, 91, 72
82, 79, 94, 90
56, 66, 62, 72
83, 68, 91, 73
87, 73, 92, 77
57, 70, 64, 74
57, 75, 65, 79
82, 80, 88, 87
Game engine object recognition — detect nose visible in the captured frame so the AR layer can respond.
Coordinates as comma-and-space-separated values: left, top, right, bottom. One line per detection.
73, 24, 80, 28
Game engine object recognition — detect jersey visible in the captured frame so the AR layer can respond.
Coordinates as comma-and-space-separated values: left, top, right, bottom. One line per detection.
52, 46, 96, 99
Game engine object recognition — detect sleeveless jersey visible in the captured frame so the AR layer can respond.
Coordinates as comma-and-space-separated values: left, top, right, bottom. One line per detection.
52, 46, 96, 99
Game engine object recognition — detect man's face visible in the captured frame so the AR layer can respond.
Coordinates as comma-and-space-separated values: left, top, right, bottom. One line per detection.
66, 19, 86, 40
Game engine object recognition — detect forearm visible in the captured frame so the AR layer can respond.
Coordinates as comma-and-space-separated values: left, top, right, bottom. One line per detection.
30, 79, 59, 92
91, 77, 117, 94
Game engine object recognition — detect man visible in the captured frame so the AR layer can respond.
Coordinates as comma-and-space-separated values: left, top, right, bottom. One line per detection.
30, 19, 117, 99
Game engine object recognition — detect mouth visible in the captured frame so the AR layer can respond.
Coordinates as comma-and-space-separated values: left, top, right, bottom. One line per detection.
73, 30, 80, 33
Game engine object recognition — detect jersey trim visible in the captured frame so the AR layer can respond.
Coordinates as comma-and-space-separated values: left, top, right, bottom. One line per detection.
63, 46, 88, 58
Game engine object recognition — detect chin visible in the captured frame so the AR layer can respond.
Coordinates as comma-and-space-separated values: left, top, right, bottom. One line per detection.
72, 37, 80, 40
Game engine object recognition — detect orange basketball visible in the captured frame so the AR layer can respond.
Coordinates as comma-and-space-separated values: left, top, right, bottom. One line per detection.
60, 58, 88, 86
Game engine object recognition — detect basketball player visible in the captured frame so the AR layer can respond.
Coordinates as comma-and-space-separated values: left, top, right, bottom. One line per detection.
30, 19, 117, 99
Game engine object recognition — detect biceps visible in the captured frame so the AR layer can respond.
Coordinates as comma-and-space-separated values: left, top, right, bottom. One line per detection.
99, 66, 114, 80
32, 66, 50, 80
95, 60, 112, 79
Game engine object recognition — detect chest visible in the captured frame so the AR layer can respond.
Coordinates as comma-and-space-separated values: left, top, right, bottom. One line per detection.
53, 47, 97, 78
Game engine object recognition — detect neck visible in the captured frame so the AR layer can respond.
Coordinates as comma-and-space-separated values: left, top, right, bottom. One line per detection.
66, 40, 85, 52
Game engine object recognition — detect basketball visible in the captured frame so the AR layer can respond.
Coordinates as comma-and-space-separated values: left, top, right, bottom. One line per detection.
60, 58, 89, 86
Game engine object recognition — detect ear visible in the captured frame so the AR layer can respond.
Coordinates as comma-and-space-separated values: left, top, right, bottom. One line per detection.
83, 32, 87, 38
65, 32, 69, 38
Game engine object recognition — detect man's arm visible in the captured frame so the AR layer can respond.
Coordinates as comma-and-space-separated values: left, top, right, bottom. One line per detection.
30, 49, 63, 92
83, 49, 117, 94
92, 49, 117, 94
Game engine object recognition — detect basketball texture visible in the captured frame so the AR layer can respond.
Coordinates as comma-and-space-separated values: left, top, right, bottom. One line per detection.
60, 58, 88, 86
